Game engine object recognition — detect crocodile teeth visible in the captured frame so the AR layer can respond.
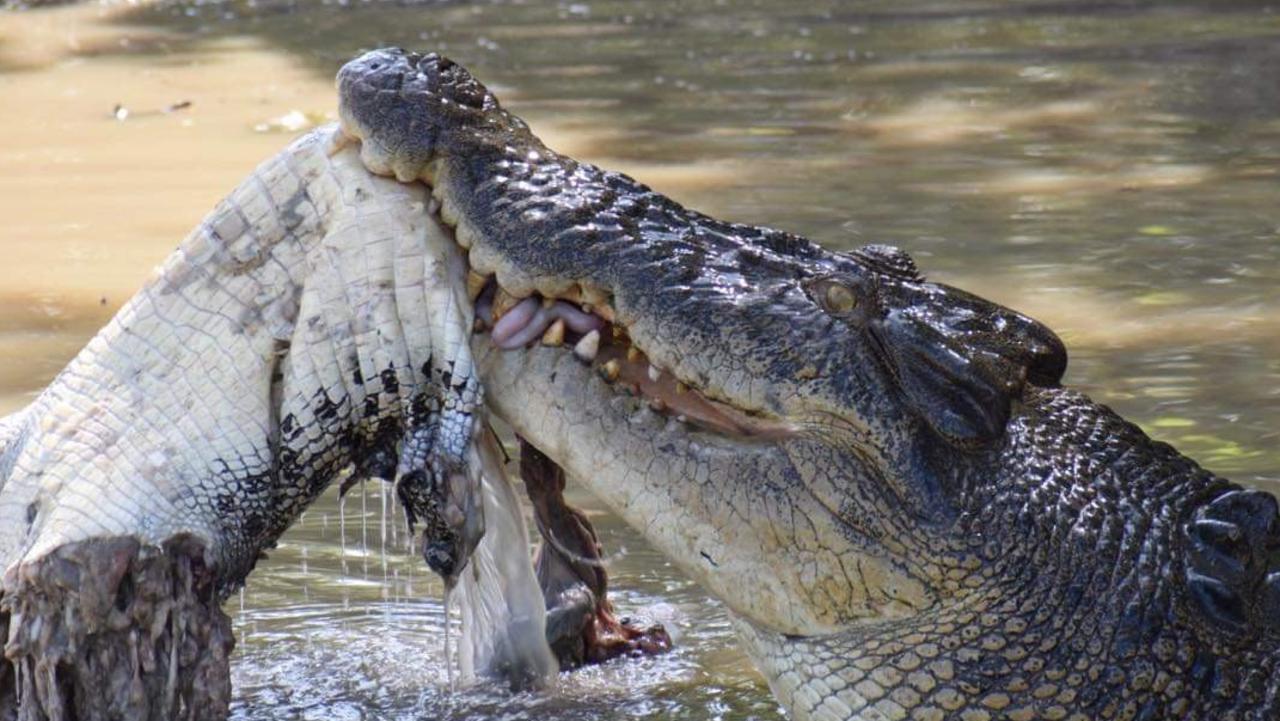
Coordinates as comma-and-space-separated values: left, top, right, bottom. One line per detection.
574, 330, 600, 362
466, 271, 489, 301
599, 359, 621, 382
454, 220, 480, 250
541, 319, 566, 347
440, 198, 460, 227
647, 364, 661, 383
491, 287, 522, 320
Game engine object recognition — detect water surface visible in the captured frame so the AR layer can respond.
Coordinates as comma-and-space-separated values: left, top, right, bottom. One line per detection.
1, 1, 1278, 719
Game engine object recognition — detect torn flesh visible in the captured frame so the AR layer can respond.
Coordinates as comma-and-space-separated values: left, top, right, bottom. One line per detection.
519, 440, 671, 668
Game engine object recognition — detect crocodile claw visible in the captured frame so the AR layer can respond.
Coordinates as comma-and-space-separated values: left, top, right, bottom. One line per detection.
395, 413, 484, 587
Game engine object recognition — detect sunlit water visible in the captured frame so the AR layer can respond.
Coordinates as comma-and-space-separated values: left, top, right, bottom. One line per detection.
1, 1, 1278, 719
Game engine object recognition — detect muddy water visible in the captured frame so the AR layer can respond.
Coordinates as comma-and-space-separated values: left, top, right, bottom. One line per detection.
2, 1, 1279, 719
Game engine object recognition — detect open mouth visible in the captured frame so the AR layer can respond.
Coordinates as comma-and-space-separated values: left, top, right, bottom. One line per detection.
410, 189, 797, 441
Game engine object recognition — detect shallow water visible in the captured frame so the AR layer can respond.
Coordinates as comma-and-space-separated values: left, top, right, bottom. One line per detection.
1, 1, 1278, 718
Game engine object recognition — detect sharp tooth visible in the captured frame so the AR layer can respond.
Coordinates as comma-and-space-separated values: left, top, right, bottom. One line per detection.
559, 285, 584, 305
627, 347, 643, 363
541, 319, 566, 347
649, 398, 667, 412
676, 414, 688, 424
466, 271, 489, 301
574, 330, 600, 362
492, 287, 520, 320
440, 199, 459, 226
455, 221, 479, 249
647, 365, 660, 382
675, 381, 689, 395
600, 359, 621, 382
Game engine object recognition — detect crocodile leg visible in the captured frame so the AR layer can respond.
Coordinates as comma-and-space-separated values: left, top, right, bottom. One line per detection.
394, 399, 484, 586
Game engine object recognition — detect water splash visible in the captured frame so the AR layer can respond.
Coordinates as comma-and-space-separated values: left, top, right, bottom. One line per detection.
338, 491, 349, 577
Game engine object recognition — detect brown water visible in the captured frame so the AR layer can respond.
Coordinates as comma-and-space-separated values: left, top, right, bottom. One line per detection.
1, 1, 1278, 718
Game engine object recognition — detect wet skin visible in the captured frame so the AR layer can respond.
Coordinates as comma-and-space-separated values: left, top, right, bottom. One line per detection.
336, 49, 1280, 721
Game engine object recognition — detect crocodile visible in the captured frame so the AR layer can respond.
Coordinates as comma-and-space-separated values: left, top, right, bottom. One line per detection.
337, 48, 1280, 720
0, 133, 502, 720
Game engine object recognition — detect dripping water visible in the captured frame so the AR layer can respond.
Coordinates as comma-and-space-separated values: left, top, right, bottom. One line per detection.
360, 479, 368, 576
443, 585, 455, 692
338, 491, 349, 577
380, 479, 389, 575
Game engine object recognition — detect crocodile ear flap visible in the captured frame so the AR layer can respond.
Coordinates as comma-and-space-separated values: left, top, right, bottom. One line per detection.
881, 326, 1013, 445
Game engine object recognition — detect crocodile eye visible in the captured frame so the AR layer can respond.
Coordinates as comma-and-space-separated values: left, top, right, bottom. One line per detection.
804, 276, 864, 317
824, 284, 856, 313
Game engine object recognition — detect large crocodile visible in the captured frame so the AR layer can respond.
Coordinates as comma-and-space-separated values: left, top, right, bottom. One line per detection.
336, 49, 1280, 720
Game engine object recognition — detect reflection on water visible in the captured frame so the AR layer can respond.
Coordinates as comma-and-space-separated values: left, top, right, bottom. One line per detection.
2, 0, 1278, 718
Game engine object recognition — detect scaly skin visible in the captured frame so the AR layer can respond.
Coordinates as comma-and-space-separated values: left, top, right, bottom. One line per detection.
0, 127, 483, 589
0, 128, 493, 718
339, 48, 1280, 720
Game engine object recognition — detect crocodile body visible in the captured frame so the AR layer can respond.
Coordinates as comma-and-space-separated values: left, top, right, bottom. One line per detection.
0, 128, 484, 585
338, 49, 1280, 720
0, 129, 492, 719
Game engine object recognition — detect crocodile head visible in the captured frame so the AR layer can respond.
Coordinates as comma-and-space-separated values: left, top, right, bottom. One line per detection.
338, 49, 1280, 720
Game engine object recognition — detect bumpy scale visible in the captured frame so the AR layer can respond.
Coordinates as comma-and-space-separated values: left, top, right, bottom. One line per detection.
0, 127, 486, 719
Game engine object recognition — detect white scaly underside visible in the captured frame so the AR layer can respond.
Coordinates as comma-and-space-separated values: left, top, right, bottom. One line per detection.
0, 125, 478, 576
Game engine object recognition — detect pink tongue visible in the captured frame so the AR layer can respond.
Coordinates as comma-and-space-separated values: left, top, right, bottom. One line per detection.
555, 303, 605, 334
491, 297, 541, 346
491, 298, 607, 349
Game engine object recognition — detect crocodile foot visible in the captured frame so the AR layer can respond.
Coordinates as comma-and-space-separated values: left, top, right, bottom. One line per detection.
519, 439, 672, 669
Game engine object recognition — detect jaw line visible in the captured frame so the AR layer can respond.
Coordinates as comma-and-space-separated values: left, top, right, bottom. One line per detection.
473, 338, 837, 635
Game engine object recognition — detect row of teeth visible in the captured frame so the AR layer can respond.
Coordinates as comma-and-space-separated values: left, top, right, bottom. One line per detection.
418, 180, 715, 428
469, 273, 694, 418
